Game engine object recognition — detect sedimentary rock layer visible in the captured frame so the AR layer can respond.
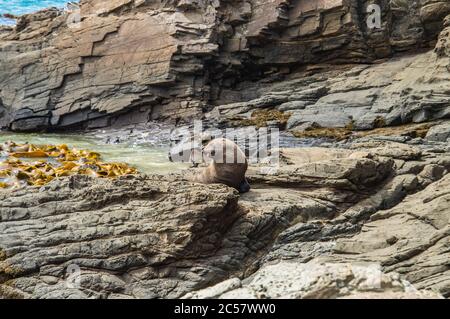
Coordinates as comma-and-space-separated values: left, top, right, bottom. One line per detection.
0, 0, 449, 131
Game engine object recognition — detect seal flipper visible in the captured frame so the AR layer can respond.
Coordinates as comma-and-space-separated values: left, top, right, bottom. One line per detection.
238, 178, 251, 193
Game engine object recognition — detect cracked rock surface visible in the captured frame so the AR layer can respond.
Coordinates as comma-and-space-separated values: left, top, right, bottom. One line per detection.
0, 0, 449, 300
1, 139, 449, 299
1, 0, 449, 131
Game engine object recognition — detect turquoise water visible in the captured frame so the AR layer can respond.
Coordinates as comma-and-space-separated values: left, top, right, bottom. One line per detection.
0, 0, 71, 25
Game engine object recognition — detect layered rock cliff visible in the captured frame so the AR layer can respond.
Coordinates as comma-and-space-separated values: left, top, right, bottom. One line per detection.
0, 0, 449, 131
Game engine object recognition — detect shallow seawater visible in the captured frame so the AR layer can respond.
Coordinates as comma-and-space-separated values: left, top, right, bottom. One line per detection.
0, 132, 188, 175
0, 123, 327, 177
0, 0, 71, 25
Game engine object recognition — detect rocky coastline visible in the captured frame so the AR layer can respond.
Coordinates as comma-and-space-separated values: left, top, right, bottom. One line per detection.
1, 130, 449, 299
0, 0, 449, 299
0, 0, 449, 132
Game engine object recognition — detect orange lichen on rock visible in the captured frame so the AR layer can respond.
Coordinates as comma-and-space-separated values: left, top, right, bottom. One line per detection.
0, 141, 137, 189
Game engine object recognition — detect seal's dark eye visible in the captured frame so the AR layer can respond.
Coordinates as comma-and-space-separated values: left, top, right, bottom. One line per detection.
210, 150, 216, 157
179, 151, 184, 156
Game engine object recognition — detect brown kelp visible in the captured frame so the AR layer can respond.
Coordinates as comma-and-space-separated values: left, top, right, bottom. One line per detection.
0, 141, 137, 189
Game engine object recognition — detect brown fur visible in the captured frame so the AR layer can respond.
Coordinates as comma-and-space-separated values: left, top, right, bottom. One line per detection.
193, 138, 249, 191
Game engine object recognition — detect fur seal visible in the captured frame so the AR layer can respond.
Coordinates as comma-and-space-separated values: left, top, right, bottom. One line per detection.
193, 138, 250, 193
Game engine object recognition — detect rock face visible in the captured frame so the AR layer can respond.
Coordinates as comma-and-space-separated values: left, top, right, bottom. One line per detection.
0, 175, 240, 298
184, 262, 443, 299
0, 0, 449, 300
1, 137, 449, 299
0, 0, 449, 131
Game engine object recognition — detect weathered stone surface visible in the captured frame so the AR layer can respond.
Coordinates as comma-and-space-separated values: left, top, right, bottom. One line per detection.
1, 140, 449, 299
0, 0, 449, 301
330, 173, 450, 295
207, 7, 450, 131
426, 122, 450, 142
184, 262, 443, 299
1, 1, 449, 131
0, 175, 240, 298
0, 0, 219, 131
211, 42, 450, 132
185, 154, 450, 298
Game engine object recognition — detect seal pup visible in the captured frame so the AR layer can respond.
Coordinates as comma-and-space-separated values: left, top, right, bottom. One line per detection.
193, 138, 250, 193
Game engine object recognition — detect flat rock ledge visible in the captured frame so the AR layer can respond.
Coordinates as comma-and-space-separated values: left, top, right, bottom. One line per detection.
0, 140, 449, 299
